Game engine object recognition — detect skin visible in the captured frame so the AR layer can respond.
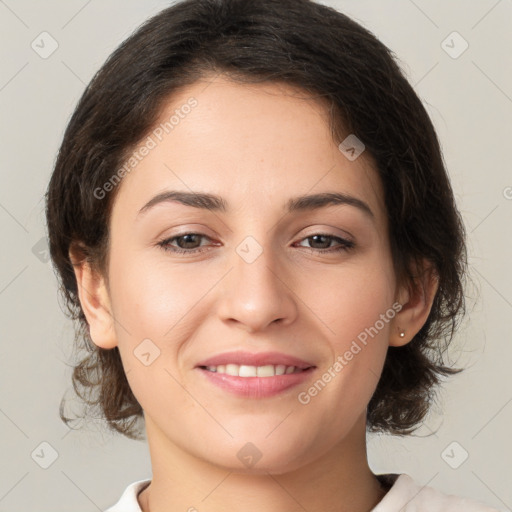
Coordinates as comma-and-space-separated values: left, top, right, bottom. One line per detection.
72, 75, 437, 512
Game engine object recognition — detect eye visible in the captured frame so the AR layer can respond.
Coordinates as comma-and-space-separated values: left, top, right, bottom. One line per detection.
295, 234, 355, 253
157, 233, 213, 254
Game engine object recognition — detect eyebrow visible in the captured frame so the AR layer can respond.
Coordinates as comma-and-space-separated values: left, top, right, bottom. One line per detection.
137, 190, 374, 218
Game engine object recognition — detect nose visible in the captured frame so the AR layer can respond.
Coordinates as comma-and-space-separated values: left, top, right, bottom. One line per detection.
216, 241, 299, 333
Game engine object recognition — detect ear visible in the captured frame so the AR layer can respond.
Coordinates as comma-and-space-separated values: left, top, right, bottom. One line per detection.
69, 245, 118, 349
390, 259, 439, 347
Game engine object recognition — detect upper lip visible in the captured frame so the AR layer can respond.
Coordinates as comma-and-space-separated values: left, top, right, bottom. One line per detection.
196, 351, 315, 370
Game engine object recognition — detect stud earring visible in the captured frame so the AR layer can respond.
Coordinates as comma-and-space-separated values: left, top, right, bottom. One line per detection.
399, 331, 405, 338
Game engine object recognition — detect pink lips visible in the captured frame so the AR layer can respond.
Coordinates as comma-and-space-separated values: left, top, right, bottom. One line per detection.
195, 350, 316, 398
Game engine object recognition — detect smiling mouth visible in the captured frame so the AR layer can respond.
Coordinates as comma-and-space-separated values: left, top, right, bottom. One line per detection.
199, 364, 312, 377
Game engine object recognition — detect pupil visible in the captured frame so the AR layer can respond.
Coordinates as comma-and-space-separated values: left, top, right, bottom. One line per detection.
311, 235, 329, 248
180, 234, 199, 248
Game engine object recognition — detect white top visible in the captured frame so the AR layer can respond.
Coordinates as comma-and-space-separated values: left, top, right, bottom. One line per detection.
104, 473, 503, 511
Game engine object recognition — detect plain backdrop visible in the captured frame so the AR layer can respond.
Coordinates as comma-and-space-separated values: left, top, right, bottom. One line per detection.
0, 1, 511, 510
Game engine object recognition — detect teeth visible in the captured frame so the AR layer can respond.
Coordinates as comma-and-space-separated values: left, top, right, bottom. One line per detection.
257, 365, 275, 377
226, 364, 239, 376
275, 365, 286, 375
204, 364, 301, 377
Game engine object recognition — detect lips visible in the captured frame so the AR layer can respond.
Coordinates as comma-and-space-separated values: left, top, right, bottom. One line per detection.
195, 350, 316, 398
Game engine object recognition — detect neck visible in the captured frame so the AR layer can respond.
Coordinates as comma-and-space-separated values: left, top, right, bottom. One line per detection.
138, 414, 387, 512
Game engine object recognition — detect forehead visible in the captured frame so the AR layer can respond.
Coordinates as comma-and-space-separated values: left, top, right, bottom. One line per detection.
111, 75, 385, 222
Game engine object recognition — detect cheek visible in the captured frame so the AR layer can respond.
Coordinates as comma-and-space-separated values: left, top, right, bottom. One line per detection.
106, 253, 225, 406
296, 253, 395, 417
308, 252, 396, 347
108, 254, 216, 345
105, 255, 211, 421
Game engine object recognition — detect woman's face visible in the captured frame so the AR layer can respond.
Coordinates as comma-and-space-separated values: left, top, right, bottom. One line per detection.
104, 75, 400, 473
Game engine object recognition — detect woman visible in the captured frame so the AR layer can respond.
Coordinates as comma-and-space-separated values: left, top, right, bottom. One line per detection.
45, 0, 501, 510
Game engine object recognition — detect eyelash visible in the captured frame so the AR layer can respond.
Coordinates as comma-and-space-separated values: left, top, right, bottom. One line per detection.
157, 232, 355, 255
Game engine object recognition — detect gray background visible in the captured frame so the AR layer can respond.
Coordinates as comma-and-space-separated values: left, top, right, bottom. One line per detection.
1, 0, 511, 510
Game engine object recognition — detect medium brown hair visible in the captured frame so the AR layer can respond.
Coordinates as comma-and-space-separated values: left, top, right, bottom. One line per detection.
46, 0, 466, 439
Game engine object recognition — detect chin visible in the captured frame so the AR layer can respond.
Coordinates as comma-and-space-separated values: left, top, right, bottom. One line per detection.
201, 429, 317, 476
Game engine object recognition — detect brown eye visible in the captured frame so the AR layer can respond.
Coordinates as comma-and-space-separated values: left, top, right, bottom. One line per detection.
296, 234, 355, 253
306, 234, 333, 249
174, 234, 203, 249
158, 233, 212, 254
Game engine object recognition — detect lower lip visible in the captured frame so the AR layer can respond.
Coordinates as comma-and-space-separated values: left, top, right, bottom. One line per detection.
197, 367, 315, 398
